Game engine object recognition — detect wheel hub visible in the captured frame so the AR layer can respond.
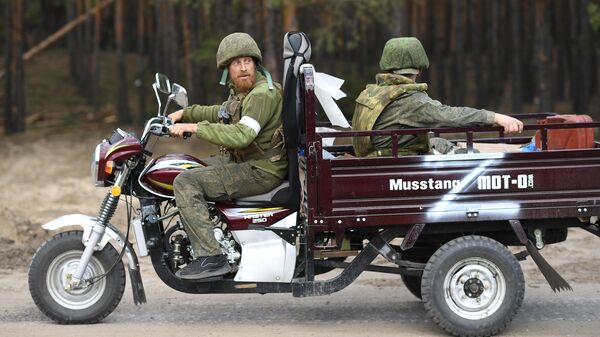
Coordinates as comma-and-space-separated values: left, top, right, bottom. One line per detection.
464, 278, 484, 298
46, 251, 107, 310
444, 258, 507, 320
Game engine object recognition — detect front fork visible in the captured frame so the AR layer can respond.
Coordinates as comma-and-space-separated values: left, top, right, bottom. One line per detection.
69, 166, 130, 288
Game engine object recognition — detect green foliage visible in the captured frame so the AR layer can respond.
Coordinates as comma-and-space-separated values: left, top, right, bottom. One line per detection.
191, 35, 221, 64
304, 0, 397, 54
588, 2, 600, 32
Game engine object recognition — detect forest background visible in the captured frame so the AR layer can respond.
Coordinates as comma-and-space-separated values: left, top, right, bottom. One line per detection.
2, 0, 600, 135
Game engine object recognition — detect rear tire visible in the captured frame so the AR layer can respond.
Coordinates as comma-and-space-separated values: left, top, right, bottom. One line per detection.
29, 231, 126, 324
421, 235, 524, 337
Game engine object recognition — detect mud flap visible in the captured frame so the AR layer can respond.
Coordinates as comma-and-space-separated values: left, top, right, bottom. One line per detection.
126, 240, 146, 306
508, 219, 572, 292
128, 264, 147, 305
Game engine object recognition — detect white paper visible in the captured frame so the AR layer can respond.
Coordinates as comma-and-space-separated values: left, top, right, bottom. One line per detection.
322, 149, 335, 159
316, 126, 338, 147
313, 72, 350, 128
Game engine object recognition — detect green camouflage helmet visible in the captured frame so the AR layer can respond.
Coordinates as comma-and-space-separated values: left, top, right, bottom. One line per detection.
379, 37, 429, 73
216, 32, 262, 69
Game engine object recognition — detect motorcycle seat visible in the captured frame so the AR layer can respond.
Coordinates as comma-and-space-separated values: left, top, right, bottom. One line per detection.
234, 181, 290, 206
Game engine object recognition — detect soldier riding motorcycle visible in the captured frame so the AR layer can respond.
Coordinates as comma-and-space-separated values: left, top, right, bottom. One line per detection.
28, 32, 304, 323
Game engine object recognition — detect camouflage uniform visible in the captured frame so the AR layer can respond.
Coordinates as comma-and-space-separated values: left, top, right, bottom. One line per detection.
352, 37, 496, 157
173, 34, 286, 258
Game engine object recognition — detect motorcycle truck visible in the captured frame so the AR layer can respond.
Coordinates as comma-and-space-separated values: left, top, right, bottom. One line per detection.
29, 32, 600, 336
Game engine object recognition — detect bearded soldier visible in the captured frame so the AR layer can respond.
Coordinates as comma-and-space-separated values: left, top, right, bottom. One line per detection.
352, 37, 523, 157
168, 32, 286, 280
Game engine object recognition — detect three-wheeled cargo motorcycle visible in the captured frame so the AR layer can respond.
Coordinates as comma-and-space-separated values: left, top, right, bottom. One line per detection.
28, 32, 600, 336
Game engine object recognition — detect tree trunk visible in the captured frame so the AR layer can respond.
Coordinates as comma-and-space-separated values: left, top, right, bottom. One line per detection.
243, 0, 258, 38
534, 0, 553, 112
420, 0, 435, 85
81, 0, 93, 103
165, 1, 178, 81
74, 0, 86, 93
137, 0, 147, 121
4, 0, 26, 134
553, 0, 569, 101
153, 0, 178, 80
188, 4, 203, 104
488, 0, 500, 108
90, 1, 102, 111
4, 0, 13, 133
283, 0, 297, 32
509, 0, 522, 114
263, 0, 279, 81
469, 0, 486, 107
433, 1, 447, 101
577, 0, 592, 115
67, 0, 79, 87
181, 1, 193, 98
451, 0, 465, 106
115, 0, 130, 124
390, 0, 410, 37
13, 0, 26, 133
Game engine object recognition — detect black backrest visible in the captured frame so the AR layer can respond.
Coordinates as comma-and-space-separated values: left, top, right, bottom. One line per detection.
272, 32, 311, 210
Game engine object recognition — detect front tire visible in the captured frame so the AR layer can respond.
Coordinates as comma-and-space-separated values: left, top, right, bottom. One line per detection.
421, 235, 524, 337
29, 231, 126, 324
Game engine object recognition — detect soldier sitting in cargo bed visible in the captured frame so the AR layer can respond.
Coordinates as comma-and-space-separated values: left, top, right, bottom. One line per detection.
352, 37, 523, 157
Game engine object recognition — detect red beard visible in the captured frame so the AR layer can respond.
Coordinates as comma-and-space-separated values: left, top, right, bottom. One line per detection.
231, 73, 256, 92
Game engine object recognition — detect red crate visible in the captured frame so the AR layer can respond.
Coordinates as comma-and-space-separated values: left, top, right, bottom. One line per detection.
535, 114, 594, 150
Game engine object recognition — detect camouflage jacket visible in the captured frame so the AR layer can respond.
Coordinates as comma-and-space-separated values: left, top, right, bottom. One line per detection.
181, 72, 287, 179
353, 73, 496, 157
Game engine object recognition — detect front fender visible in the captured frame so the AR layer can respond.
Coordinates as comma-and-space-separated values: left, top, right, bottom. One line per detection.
42, 214, 138, 271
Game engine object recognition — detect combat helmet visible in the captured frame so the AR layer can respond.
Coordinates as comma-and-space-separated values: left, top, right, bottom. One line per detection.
216, 32, 262, 69
216, 32, 273, 90
379, 37, 429, 74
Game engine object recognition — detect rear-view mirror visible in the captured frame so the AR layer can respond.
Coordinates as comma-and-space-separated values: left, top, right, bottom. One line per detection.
171, 83, 188, 108
155, 73, 171, 94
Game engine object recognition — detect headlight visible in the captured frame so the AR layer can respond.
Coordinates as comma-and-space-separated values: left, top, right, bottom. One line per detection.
91, 143, 102, 186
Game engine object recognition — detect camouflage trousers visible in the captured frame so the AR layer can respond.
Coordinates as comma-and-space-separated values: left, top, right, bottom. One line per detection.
173, 156, 282, 258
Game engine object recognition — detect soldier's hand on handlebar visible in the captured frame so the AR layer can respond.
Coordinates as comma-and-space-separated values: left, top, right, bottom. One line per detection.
168, 109, 185, 123
168, 123, 196, 138
494, 113, 524, 134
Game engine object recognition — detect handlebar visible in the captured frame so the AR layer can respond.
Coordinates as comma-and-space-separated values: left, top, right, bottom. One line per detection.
142, 117, 193, 141
141, 116, 173, 144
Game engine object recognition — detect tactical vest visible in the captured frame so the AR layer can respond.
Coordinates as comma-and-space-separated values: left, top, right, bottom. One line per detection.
219, 79, 286, 163
352, 74, 429, 157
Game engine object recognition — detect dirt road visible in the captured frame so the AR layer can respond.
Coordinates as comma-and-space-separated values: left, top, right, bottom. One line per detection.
1, 260, 600, 337
1, 127, 600, 336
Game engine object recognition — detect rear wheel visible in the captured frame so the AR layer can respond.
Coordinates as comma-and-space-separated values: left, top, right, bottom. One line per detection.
29, 231, 126, 324
421, 235, 524, 337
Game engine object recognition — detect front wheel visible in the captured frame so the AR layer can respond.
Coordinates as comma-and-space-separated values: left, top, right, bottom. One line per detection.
29, 231, 126, 324
421, 235, 524, 337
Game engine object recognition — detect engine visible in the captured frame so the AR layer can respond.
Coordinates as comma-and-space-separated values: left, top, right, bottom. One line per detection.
166, 206, 241, 272
213, 227, 241, 264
